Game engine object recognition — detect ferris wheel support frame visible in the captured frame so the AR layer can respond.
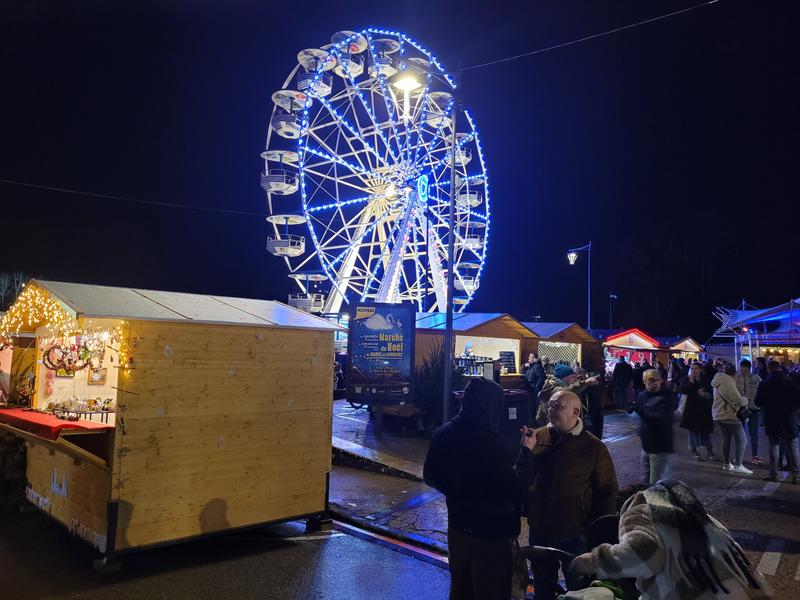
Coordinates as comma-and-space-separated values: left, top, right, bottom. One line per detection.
375, 189, 421, 304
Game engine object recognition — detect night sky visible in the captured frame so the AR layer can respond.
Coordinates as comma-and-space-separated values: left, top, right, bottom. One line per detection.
2, 0, 797, 341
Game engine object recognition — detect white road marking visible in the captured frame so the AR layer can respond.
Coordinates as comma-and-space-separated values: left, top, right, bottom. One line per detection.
334, 414, 368, 425
795, 561, 800, 581
757, 539, 785, 576
762, 481, 781, 495
282, 533, 346, 542
603, 434, 634, 444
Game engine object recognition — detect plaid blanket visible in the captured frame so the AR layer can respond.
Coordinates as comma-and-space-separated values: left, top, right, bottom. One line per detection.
587, 483, 772, 599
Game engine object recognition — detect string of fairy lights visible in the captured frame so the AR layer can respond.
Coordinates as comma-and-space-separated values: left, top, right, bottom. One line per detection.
0, 283, 136, 374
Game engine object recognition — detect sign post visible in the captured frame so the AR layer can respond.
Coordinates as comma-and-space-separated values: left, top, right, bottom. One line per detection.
346, 303, 416, 435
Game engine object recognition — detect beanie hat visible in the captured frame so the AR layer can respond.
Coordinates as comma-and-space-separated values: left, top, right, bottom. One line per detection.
554, 364, 575, 380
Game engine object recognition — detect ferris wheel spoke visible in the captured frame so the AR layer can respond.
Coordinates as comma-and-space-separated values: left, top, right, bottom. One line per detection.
302, 146, 397, 189
365, 32, 407, 163
327, 45, 400, 165
339, 85, 393, 171
310, 93, 391, 171
302, 164, 373, 195
307, 121, 373, 177
406, 77, 434, 166
411, 96, 454, 167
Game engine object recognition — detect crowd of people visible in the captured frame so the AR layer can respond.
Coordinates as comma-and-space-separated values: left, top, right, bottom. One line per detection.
610, 354, 800, 485
423, 368, 780, 600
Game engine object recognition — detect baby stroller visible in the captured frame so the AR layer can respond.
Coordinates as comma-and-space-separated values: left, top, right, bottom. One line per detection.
519, 514, 638, 600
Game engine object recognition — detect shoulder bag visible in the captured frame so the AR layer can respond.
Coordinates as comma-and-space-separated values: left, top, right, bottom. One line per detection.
718, 389, 748, 422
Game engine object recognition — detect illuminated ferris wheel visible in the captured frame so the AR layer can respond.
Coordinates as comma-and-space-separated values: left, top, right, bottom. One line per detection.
262, 28, 490, 314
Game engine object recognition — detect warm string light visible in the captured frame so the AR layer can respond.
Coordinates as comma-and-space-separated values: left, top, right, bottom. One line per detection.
0, 284, 79, 341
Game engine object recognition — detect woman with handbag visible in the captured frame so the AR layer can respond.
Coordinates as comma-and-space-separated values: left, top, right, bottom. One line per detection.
678, 363, 717, 461
711, 363, 752, 475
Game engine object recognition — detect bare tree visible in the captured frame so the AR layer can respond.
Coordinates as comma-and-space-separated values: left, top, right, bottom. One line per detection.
0, 273, 11, 310
10, 272, 26, 298
0, 272, 29, 310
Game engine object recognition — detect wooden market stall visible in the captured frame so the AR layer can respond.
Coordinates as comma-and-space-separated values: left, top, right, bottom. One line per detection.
0, 329, 36, 405
599, 328, 669, 373
668, 336, 704, 360
415, 312, 539, 388
522, 322, 602, 371
0, 280, 341, 565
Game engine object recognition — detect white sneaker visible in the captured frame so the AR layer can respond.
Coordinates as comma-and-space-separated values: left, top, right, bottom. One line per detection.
723, 463, 733, 471
732, 464, 753, 475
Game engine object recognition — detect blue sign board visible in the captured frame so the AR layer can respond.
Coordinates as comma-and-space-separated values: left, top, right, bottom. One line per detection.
346, 303, 416, 405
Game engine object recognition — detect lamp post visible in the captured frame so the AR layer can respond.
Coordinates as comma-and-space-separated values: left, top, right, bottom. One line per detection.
566, 242, 592, 330
609, 291, 618, 329
391, 63, 461, 424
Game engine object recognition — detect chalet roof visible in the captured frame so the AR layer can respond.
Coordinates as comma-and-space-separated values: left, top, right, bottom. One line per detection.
19, 280, 343, 332
415, 312, 537, 337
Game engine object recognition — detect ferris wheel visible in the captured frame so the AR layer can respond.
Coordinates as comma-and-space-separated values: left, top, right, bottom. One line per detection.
262, 28, 490, 314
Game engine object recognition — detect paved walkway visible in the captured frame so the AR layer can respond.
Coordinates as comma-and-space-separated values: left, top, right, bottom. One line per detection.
331, 401, 800, 599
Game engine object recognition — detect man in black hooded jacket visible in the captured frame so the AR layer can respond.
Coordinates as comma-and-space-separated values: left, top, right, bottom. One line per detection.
424, 377, 536, 600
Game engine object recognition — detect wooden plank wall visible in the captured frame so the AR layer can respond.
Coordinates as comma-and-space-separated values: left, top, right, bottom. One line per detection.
25, 443, 111, 552
113, 320, 333, 550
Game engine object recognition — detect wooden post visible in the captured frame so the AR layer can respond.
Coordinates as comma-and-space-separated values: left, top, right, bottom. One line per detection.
374, 402, 384, 438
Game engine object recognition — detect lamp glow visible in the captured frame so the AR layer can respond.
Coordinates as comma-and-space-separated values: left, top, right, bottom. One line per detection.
567, 251, 578, 265
390, 72, 423, 91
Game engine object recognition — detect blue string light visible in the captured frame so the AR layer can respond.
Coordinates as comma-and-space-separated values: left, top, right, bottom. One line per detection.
268, 27, 487, 311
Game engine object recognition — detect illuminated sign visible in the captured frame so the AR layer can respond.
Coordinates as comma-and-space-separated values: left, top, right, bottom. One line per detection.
416, 174, 429, 203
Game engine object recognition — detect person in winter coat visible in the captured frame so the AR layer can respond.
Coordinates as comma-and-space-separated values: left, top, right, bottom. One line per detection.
735, 359, 763, 465
423, 377, 536, 600
629, 369, 676, 484
711, 363, 752, 475
612, 356, 634, 409
569, 480, 772, 600
678, 362, 717, 461
519, 390, 618, 600
754, 361, 800, 484
535, 364, 599, 426
755, 356, 769, 380
524, 352, 546, 397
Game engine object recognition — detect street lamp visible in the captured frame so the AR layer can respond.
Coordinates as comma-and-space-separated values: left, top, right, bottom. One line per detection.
566, 242, 592, 330
390, 68, 423, 122
390, 62, 460, 424
609, 291, 618, 329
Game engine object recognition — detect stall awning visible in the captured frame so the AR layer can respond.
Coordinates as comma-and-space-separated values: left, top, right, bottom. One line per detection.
3, 280, 344, 333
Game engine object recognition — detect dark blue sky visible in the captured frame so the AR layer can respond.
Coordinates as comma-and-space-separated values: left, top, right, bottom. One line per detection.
2, 0, 797, 340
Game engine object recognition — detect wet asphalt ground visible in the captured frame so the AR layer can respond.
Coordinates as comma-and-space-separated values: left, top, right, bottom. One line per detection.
1, 404, 798, 599
330, 401, 800, 599
0, 515, 450, 600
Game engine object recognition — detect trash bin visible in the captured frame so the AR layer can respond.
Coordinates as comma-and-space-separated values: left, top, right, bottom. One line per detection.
499, 389, 533, 465
450, 387, 533, 465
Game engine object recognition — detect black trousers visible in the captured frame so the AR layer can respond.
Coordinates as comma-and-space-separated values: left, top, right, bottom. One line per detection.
447, 528, 512, 600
